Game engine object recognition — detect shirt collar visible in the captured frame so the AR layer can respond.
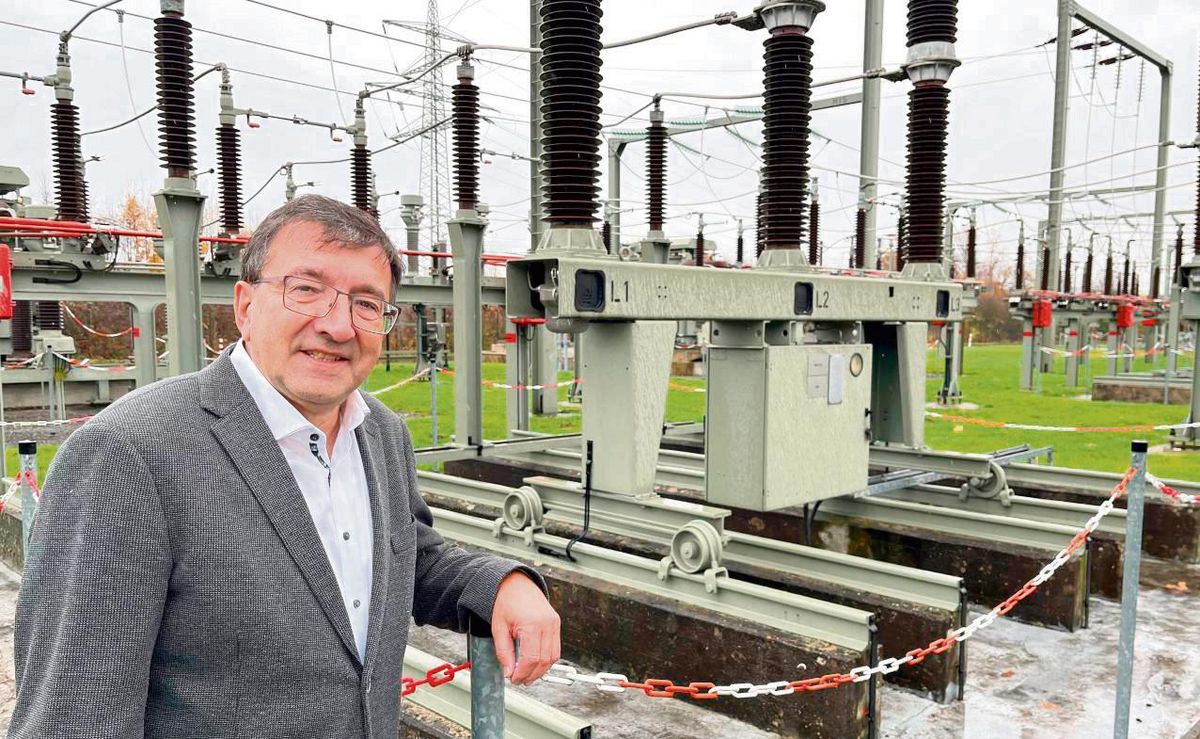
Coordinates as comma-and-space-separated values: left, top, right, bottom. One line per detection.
230, 339, 370, 442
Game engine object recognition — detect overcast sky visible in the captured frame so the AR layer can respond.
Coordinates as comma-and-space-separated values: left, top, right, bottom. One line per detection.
2, 0, 1197, 280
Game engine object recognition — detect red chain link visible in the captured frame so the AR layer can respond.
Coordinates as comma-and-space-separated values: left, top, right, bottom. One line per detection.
401, 661, 471, 697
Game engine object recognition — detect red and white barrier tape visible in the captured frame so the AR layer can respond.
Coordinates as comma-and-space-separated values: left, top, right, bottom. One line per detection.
926, 411, 1200, 434
368, 367, 433, 396
434, 367, 583, 392
404, 469, 1137, 701
61, 303, 134, 338
51, 352, 133, 373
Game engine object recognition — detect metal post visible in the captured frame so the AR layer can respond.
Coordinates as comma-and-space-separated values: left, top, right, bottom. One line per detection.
527, 0, 558, 419
1065, 318, 1082, 386
1149, 67, 1173, 300
1107, 326, 1120, 375
132, 302, 157, 387
431, 348, 440, 446
1113, 439, 1147, 739
1041, 1, 1072, 374
400, 195, 424, 277
449, 210, 485, 448
17, 440, 38, 554
1020, 319, 1036, 391
468, 621, 506, 739
858, 0, 883, 267
607, 141, 627, 254
156, 180, 206, 376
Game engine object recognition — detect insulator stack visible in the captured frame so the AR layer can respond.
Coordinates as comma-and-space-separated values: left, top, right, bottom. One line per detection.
11, 302, 32, 355
1151, 266, 1160, 299
1083, 250, 1094, 293
154, 11, 197, 176
350, 144, 372, 214
452, 65, 480, 211
601, 219, 612, 251
755, 188, 766, 256
903, 0, 957, 264
965, 222, 977, 278
216, 124, 243, 234
1063, 249, 1072, 292
1132, 268, 1139, 297
736, 231, 745, 264
1015, 238, 1025, 289
51, 102, 88, 222
38, 301, 63, 331
1176, 228, 1186, 287
1040, 246, 1051, 291
1121, 256, 1131, 294
760, 31, 814, 250
896, 214, 908, 269
646, 111, 667, 232
695, 229, 705, 267
539, 0, 603, 225
807, 196, 820, 265
904, 86, 950, 262
1104, 252, 1114, 295
876, 252, 883, 270
853, 208, 866, 268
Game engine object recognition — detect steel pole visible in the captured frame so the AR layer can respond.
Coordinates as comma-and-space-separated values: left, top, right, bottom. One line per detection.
858, 0, 884, 267
1149, 66, 1173, 300
1042, 0, 1072, 372
468, 624, 506, 739
1113, 439, 1147, 739
17, 440, 37, 554
449, 211, 485, 448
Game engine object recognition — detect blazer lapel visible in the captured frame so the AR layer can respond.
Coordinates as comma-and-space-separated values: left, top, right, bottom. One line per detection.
203, 353, 360, 663
357, 413, 392, 671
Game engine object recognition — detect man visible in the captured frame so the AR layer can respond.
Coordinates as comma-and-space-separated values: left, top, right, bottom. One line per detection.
11, 195, 560, 738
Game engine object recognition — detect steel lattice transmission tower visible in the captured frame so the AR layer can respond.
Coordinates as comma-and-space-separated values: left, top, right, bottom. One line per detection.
419, 0, 451, 252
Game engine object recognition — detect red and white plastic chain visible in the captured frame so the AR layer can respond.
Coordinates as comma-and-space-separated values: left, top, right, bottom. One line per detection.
61, 303, 134, 338
434, 367, 583, 392
403, 469, 1137, 701
1146, 474, 1200, 506
401, 661, 472, 697
0, 469, 41, 514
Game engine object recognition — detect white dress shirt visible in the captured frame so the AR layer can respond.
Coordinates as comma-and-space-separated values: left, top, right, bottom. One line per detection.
230, 340, 375, 661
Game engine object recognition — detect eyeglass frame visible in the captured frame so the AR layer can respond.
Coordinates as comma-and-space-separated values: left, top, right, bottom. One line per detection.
250, 275, 400, 335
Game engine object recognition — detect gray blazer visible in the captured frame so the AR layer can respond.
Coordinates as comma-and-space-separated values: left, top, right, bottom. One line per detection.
10, 351, 541, 738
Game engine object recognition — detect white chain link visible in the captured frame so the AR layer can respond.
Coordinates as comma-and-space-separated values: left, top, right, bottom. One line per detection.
1147, 474, 1199, 505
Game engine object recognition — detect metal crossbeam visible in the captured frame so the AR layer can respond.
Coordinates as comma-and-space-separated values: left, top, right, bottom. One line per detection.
429, 506, 874, 652
404, 646, 592, 738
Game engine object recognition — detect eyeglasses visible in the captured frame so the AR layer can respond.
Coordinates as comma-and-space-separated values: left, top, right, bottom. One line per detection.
252, 275, 400, 335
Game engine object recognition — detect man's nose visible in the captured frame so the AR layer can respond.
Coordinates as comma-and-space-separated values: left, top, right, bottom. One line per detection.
311, 292, 358, 342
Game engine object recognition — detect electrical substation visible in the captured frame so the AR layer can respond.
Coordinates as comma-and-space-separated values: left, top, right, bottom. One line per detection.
1, 0, 1199, 737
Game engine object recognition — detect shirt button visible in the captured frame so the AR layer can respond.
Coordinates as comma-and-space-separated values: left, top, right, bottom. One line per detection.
310, 433, 319, 441
343, 531, 351, 541
353, 599, 361, 608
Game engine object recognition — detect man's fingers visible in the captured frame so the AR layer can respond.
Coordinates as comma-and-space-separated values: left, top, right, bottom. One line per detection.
490, 618, 517, 679
509, 620, 561, 685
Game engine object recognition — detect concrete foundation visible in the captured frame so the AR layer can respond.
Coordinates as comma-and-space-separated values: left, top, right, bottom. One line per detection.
1092, 375, 1191, 404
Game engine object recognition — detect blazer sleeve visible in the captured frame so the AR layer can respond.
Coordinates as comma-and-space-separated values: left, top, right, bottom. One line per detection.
10, 422, 172, 739
399, 424, 547, 632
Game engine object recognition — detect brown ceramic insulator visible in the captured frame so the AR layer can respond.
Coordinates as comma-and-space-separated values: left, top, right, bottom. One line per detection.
1104, 252, 1114, 295
1015, 238, 1025, 290
1040, 247, 1051, 291
601, 219, 611, 252
1177, 230, 1186, 287
695, 230, 705, 267
761, 31, 813, 251
154, 14, 196, 175
1083, 250, 1094, 293
539, 0, 603, 225
907, 0, 958, 46
897, 214, 908, 269
452, 78, 480, 210
755, 188, 766, 256
1131, 268, 1139, 297
51, 102, 88, 222
1121, 256, 1131, 294
1063, 248, 1072, 292
1151, 266, 1160, 299
350, 144, 372, 215
11, 301, 32, 355
216, 124, 243, 234
966, 224, 977, 278
807, 197, 820, 265
646, 120, 666, 232
736, 232, 744, 264
38, 301, 63, 331
904, 85, 950, 262
853, 208, 866, 268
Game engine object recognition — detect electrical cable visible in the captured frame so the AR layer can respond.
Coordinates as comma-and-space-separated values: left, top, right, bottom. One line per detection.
83, 63, 224, 136
326, 22, 349, 127
114, 9, 155, 158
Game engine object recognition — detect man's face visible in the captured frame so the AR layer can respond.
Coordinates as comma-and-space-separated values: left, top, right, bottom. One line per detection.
233, 220, 392, 418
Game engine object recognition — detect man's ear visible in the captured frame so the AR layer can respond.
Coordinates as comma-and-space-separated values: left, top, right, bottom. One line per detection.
233, 280, 254, 337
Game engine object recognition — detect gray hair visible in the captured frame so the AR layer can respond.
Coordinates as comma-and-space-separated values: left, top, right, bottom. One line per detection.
241, 194, 404, 293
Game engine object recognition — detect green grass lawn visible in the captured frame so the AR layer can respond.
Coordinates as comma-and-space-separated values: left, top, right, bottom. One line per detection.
10, 344, 1198, 484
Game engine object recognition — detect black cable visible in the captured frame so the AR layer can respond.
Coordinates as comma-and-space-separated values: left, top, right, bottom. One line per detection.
563, 440, 594, 562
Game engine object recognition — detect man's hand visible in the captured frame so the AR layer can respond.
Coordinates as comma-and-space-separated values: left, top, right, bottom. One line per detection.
490, 571, 561, 685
